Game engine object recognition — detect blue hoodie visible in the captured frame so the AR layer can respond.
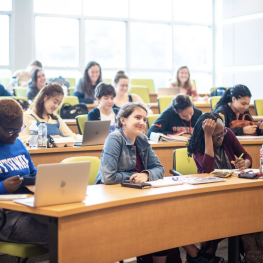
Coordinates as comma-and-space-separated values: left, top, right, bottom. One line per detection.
0, 138, 37, 194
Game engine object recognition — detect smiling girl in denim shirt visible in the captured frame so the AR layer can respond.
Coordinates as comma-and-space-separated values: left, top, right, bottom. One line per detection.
95, 102, 164, 185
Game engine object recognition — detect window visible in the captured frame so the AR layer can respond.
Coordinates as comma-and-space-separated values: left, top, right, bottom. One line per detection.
0, 15, 9, 66
0, 0, 12, 11
130, 22, 172, 70
35, 17, 79, 67
85, 20, 126, 69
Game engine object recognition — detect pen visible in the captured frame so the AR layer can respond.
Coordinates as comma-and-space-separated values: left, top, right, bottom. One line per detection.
239, 153, 244, 159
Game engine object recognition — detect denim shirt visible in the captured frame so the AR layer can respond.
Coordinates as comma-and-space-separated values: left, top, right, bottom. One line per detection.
95, 128, 164, 184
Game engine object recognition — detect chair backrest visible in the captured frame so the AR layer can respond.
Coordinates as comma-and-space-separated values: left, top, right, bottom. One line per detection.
173, 148, 197, 175
147, 114, 160, 128
61, 156, 100, 185
69, 87, 75, 96
14, 87, 28, 97
129, 86, 150, 103
158, 96, 174, 113
104, 78, 112, 84
0, 78, 10, 88
66, 78, 75, 87
254, 99, 263, 116
75, 114, 88, 135
210, 96, 221, 111
130, 79, 155, 93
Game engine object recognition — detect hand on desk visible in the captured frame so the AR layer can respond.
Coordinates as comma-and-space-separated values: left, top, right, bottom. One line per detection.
130, 173, 149, 183
3, 175, 23, 193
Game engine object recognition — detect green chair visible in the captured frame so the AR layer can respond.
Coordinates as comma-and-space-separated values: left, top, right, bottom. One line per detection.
130, 79, 155, 93
173, 148, 197, 175
61, 156, 100, 185
75, 114, 88, 135
56, 96, 79, 116
66, 78, 75, 87
129, 86, 150, 103
69, 87, 75, 96
0, 209, 48, 263
0, 78, 10, 88
147, 114, 160, 129
158, 96, 174, 114
210, 96, 221, 111
104, 78, 112, 84
14, 87, 28, 97
254, 99, 263, 116
210, 87, 230, 94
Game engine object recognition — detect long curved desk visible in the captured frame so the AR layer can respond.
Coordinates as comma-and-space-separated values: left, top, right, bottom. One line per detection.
29, 139, 263, 174
1, 177, 263, 262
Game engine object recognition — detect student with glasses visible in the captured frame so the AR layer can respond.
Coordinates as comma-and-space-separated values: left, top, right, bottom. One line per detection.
187, 112, 253, 259
0, 98, 48, 248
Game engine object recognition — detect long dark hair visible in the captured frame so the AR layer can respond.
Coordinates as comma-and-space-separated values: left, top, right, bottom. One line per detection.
215, 84, 251, 110
31, 68, 44, 86
83, 61, 102, 97
31, 83, 64, 120
187, 112, 223, 157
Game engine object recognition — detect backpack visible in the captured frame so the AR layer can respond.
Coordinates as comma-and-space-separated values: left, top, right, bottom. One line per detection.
210, 87, 227, 97
59, 103, 88, 119
48, 76, 70, 88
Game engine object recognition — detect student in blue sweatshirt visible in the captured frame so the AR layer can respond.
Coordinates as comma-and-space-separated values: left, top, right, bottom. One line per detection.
0, 98, 48, 248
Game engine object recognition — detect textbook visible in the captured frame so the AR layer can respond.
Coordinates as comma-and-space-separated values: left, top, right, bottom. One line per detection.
149, 132, 188, 143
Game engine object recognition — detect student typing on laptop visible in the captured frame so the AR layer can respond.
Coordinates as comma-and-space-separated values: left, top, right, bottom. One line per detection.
20, 82, 82, 145
0, 98, 48, 248
88, 82, 119, 133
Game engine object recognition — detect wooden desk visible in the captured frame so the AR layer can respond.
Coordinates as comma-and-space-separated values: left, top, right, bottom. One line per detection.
253, 116, 263, 122
1, 178, 263, 262
64, 119, 78, 134
29, 139, 262, 174
86, 103, 159, 114
194, 102, 256, 116
150, 92, 157, 103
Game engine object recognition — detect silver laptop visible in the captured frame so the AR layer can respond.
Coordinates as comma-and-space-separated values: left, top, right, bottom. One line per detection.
14, 162, 90, 207
158, 88, 179, 97
75, 120, 111, 146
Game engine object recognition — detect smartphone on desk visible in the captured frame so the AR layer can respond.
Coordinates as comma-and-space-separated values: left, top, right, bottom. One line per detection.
121, 180, 152, 189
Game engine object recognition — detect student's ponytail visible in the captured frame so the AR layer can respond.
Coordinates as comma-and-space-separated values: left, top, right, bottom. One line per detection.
214, 84, 251, 110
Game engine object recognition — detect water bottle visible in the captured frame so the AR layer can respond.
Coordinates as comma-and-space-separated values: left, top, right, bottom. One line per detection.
260, 144, 263, 173
38, 122, 47, 148
29, 121, 38, 149
10, 76, 18, 95
62, 83, 68, 97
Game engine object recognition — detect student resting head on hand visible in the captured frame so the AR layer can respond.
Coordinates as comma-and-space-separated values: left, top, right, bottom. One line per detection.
88, 82, 119, 133
187, 112, 252, 174
147, 94, 202, 138
20, 82, 82, 144
214, 84, 263, 136
73, 61, 102, 104
0, 98, 48, 248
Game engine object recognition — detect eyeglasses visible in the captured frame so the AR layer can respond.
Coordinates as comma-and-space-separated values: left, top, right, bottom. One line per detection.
0, 123, 26, 136
212, 129, 228, 141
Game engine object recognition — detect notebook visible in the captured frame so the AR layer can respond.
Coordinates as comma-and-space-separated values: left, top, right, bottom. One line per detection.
75, 120, 111, 146
157, 88, 179, 97
14, 162, 90, 207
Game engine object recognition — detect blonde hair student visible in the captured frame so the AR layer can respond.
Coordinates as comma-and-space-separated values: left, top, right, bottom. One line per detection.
20, 83, 82, 144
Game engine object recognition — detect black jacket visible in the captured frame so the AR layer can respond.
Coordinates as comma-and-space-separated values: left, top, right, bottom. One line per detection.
214, 104, 262, 135
88, 107, 119, 121
147, 105, 202, 138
